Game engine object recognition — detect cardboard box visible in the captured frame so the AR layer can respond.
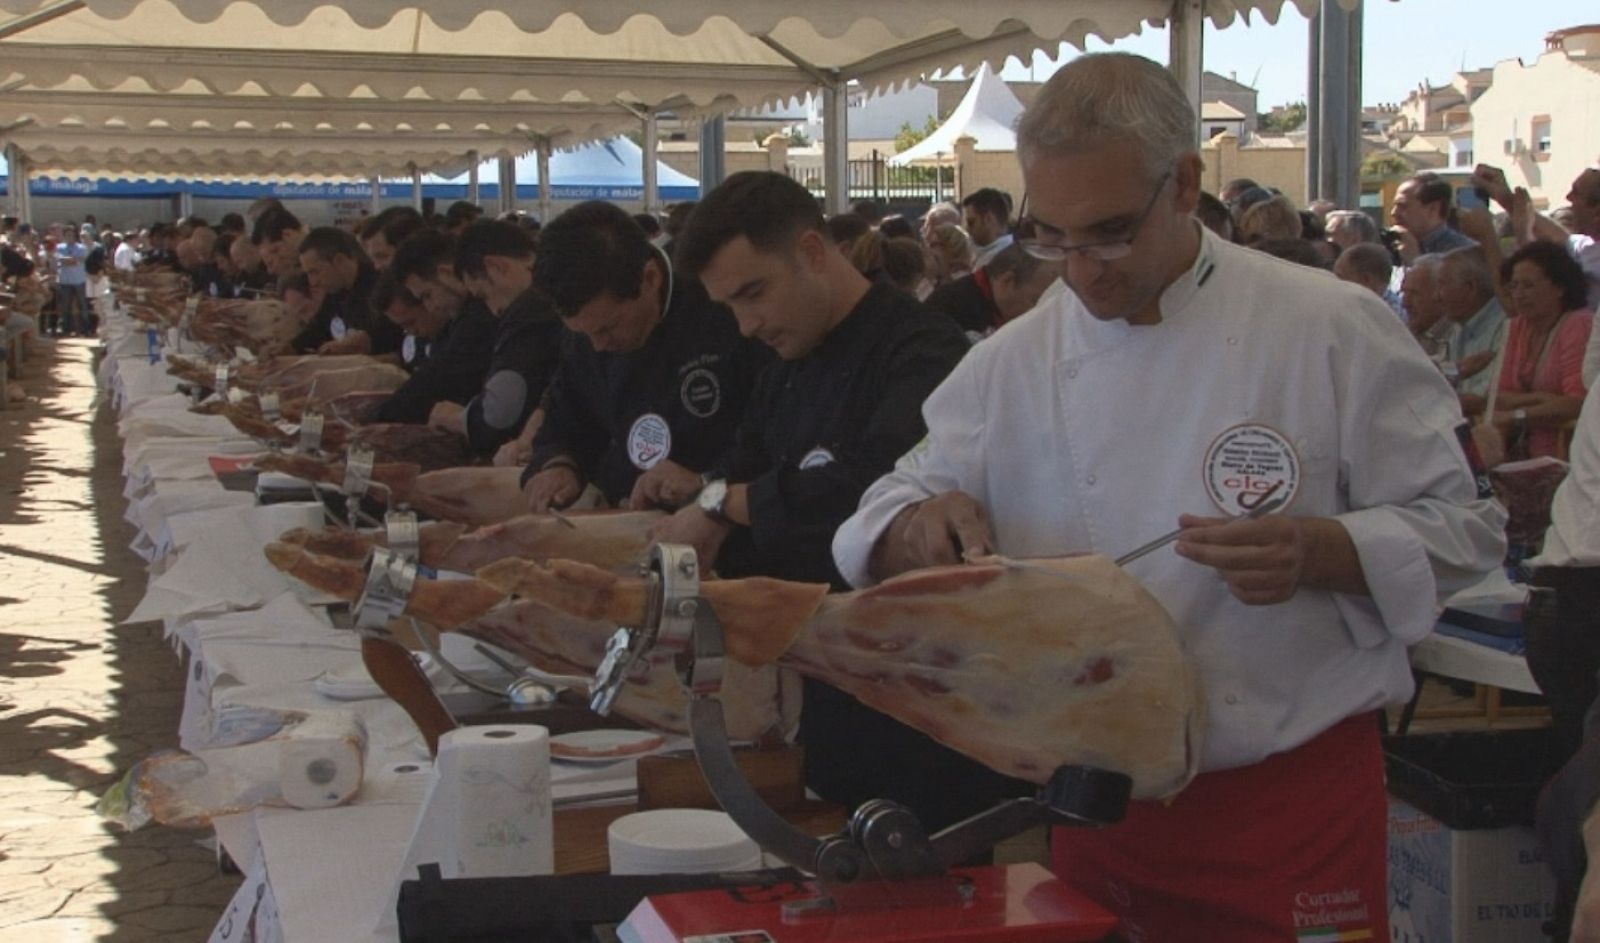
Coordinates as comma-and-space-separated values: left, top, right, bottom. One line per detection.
1387, 798, 1556, 942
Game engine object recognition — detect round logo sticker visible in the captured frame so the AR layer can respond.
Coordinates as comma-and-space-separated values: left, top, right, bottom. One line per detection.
627, 413, 672, 470
330, 316, 348, 340
1203, 422, 1301, 513
799, 447, 836, 470
680, 368, 722, 419
402, 334, 417, 364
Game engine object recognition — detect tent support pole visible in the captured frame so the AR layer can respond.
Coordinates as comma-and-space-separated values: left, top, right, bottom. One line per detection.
467, 150, 480, 206
5, 143, 30, 222
1313, 0, 1361, 208
642, 112, 660, 214
537, 139, 552, 224
369, 175, 381, 215
822, 81, 848, 216
410, 163, 422, 212
1168, 0, 1205, 149
498, 155, 515, 215
698, 116, 726, 193
0, 0, 86, 41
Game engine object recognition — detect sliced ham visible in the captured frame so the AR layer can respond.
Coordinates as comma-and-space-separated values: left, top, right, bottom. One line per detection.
265, 545, 1200, 798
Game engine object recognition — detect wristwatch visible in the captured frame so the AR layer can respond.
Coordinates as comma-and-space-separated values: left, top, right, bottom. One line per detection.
696, 478, 731, 524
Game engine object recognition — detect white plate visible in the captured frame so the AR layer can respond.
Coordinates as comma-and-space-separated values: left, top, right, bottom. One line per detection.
549, 729, 666, 763
312, 654, 446, 701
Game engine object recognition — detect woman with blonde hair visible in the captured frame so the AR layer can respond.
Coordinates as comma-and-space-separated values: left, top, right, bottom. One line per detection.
1237, 194, 1302, 246
926, 223, 976, 284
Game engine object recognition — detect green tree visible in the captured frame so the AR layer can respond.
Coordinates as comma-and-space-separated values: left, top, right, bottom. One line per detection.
1259, 102, 1308, 134
894, 114, 943, 153
1361, 152, 1412, 182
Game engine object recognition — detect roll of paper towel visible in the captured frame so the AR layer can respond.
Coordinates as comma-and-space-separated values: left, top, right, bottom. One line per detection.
277, 710, 367, 810
402, 725, 553, 879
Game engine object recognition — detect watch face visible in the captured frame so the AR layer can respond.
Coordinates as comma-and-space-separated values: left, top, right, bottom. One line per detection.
698, 480, 727, 513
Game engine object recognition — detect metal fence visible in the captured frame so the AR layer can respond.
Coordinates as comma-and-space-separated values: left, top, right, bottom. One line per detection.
788, 150, 956, 208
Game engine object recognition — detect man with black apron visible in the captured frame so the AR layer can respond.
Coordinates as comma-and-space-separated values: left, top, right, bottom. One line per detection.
650, 172, 1017, 832
520, 202, 769, 511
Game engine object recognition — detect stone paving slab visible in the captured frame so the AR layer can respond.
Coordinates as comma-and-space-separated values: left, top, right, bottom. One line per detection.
0, 338, 239, 942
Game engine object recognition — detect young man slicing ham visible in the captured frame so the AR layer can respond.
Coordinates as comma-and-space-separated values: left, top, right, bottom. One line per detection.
831, 52, 1507, 943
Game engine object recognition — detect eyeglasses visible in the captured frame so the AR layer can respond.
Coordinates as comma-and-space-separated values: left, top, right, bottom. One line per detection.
1018, 171, 1173, 263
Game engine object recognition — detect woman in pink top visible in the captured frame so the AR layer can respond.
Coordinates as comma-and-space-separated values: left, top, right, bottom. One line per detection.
1497, 241, 1594, 459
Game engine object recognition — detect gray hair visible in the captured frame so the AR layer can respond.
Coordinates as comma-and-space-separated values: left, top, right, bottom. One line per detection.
1016, 53, 1195, 176
1325, 209, 1378, 243
1438, 246, 1495, 298
1337, 243, 1392, 285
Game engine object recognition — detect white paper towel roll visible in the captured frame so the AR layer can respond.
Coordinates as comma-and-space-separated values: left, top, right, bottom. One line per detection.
277, 710, 367, 810
404, 725, 553, 879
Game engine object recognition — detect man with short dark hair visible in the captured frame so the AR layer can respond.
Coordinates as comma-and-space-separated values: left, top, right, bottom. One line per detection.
520, 201, 769, 512
922, 241, 1059, 339
655, 170, 1006, 832
442, 200, 483, 235
961, 187, 1014, 267
1333, 243, 1394, 300
404, 221, 562, 458
293, 226, 400, 355
359, 206, 427, 272
1392, 172, 1475, 260
369, 256, 497, 426
252, 206, 305, 279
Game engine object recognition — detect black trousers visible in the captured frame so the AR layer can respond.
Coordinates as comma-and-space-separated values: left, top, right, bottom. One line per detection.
1527, 566, 1600, 942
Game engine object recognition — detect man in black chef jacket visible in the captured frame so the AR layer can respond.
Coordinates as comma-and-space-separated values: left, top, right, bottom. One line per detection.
368, 265, 496, 425
452, 219, 566, 466
520, 201, 770, 512
651, 171, 1020, 831
390, 225, 559, 459
293, 227, 403, 356
922, 241, 1059, 340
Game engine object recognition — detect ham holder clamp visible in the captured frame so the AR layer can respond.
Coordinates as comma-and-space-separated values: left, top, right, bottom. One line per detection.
380, 543, 1125, 942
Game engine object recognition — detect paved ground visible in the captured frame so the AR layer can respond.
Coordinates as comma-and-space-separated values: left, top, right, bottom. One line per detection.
0, 337, 239, 942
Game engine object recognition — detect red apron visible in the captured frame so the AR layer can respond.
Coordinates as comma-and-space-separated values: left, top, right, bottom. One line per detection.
1051, 712, 1388, 943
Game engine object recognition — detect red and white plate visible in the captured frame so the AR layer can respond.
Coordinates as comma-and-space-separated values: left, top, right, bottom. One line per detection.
549, 729, 666, 763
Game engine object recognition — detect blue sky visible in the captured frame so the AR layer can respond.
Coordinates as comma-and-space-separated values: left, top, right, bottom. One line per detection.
998, 0, 1598, 110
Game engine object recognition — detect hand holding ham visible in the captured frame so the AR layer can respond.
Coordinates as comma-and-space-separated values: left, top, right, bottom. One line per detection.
318, 330, 371, 355
524, 464, 581, 513
427, 400, 466, 435
627, 459, 703, 510
647, 505, 731, 568
870, 490, 994, 580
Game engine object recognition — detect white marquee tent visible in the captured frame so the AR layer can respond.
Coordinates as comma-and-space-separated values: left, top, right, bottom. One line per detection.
889, 64, 1027, 167
0, 0, 1367, 219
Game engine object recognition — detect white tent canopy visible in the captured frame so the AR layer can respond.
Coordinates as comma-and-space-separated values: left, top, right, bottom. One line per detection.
889, 64, 1025, 167
0, 1, 1364, 205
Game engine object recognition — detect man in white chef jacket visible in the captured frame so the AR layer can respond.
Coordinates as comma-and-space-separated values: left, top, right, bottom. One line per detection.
832, 53, 1507, 943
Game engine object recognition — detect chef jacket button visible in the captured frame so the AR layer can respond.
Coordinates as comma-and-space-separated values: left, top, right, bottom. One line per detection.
1085, 475, 1097, 485
1226, 336, 1239, 346
1067, 368, 1078, 379
1225, 694, 1239, 705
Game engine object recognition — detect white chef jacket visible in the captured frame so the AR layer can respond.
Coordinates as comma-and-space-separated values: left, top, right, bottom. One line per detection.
1529, 381, 1600, 568
833, 225, 1508, 774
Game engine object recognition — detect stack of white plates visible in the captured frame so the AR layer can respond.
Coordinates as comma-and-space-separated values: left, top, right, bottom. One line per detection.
607, 810, 762, 875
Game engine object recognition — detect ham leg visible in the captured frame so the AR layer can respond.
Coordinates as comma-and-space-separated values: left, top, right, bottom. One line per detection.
265, 546, 1199, 798
274, 509, 661, 573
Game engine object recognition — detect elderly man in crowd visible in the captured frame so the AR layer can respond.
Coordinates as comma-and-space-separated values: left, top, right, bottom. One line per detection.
1402, 254, 1454, 357
832, 51, 1503, 942
1436, 246, 1508, 410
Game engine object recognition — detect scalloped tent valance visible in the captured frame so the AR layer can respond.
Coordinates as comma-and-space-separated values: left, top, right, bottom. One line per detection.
0, 1, 1361, 183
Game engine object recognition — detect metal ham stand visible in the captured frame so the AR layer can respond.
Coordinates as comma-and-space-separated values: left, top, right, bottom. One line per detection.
392, 545, 1129, 943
